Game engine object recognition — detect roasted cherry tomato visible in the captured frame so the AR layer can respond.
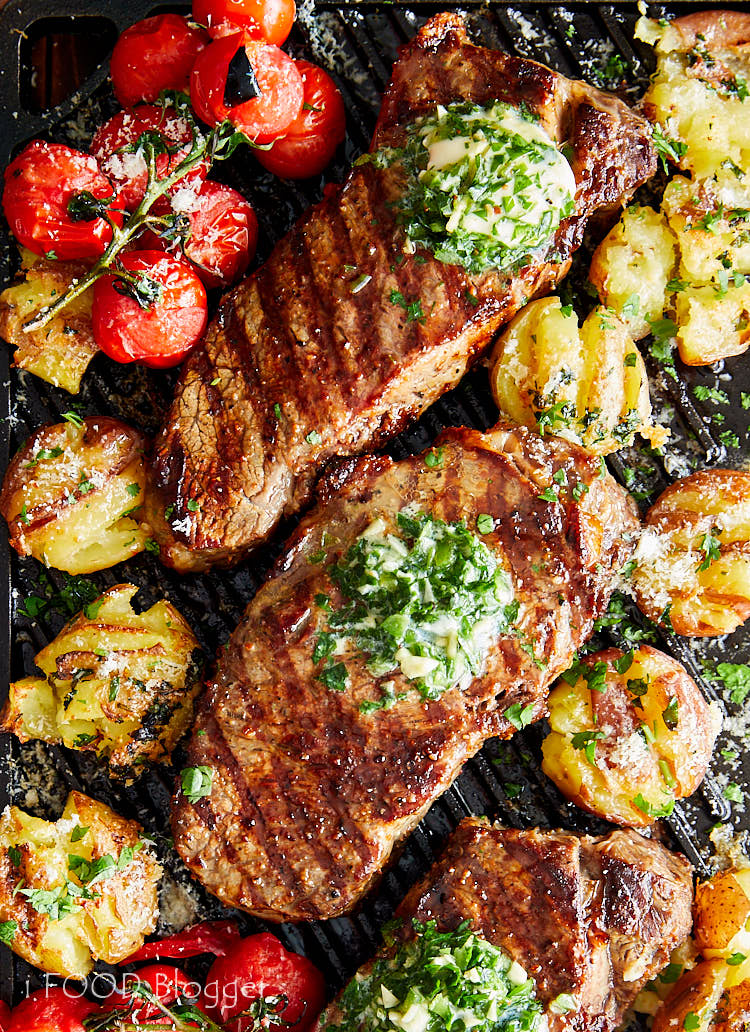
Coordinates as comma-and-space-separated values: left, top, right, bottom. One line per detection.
104, 964, 198, 1020
143, 181, 258, 288
0, 1001, 10, 1031
6, 988, 100, 1032
92, 250, 208, 368
203, 932, 326, 1032
91, 106, 208, 212
3, 140, 121, 260
190, 33, 303, 144
110, 14, 209, 109
192, 0, 296, 46
126, 920, 241, 962
257, 60, 346, 178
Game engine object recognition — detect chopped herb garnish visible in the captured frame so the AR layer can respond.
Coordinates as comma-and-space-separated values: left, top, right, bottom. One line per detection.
504, 702, 535, 729
306, 430, 323, 445
632, 792, 675, 818
187, 498, 200, 512
476, 513, 494, 534
180, 766, 213, 804
697, 527, 721, 571
571, 729, 605, 765
424, 446, 445, 469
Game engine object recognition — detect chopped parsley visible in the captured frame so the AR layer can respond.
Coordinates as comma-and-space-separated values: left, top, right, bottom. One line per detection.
0, 922, 16, 946
632, 792, 674, 819
504, 702, 535, 729
424, 446, 445, 469
314, 510, 516, 702
571, 729, 605, 765
389, 289, 426, 324
180, 765, 213, 804
693, 385, 729, 404
306, 430, 323, 445
320, 921, 543, 1032
476, 513, 495, 535
697, 527, 721, 572
713, 662, 750, 705
651, 126, 688, 172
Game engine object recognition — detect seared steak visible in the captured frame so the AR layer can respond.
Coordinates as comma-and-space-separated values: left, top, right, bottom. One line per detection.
147, 12, 655, 571
171, 423, 640, 921
316, 818, 693, 1032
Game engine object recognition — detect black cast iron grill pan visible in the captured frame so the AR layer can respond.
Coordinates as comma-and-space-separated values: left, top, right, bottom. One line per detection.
0, 0, 748, 1014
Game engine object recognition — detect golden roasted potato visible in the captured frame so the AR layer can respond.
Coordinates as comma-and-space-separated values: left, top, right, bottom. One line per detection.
652, 960, 729, 1032
632, 470, 750, 636
0, 248, 97, 393
694, 869, 750, 983
1, 584, 203, 779
542, 645, 721, 826
638, 11, 750, 181
713, 979, 750, 1031
589, 206, 677, 339
634, 940, 701, 1015
0, 791, 160, 978
0, 416, 150, 574
489, 297, 667, 456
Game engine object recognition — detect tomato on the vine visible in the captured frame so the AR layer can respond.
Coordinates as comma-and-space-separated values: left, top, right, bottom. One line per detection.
192, 0, 296, 46
143, 180, 258, 289
90, 106, 208, 212
257, 60, 346, 178
104, 964, 199, 1019
191, 33, 303, 144
110, 14, 209, 109
202, 932, 326, 1032
6, 988, 100, 1032
0, 1001, 10, 1031
92, 250, 208, 368
3, 140, 121, 260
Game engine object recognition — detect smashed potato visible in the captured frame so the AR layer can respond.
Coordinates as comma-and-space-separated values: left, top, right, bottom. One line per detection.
1, 584, 203, 779
0, 249, 97, 393
652, 960, 729, 1032
638, 11, 750, 181
632, 469, 750, 636
694, 869, 750, 986
489, 297, 667, 456
0, 791, 160, 978
589, 206, 677, 339
0, 416, 149, 574
542, 645, 720, 826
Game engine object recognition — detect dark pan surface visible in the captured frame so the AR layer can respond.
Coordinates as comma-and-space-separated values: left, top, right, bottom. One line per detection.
0, 0, 749, 1012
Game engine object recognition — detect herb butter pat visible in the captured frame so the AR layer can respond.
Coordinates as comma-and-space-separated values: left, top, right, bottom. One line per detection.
313, 509, 517, 702
395, 101, 576, 273
320, 921, 545, 1032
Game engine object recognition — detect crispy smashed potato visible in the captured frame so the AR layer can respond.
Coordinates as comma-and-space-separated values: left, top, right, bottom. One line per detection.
694, 869, 750, 986
542, 645, 720, 826
0, 248, 97, 393
652, 960, 729, 1032
713, 979, 750, 1031
489, 297, 667, 456
591, 181, 750, 365
589, 206, 677, 339
1, 584, 202, 779
0, 416, 149, 574
632, 469, 750, 636
0, 791, 160, 978
638, 11, 750, 181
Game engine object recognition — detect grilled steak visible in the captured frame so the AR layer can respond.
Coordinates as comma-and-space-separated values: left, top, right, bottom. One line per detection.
316, 818, 693, 1032
146, 12, 655, 572
171, 423, 640, 921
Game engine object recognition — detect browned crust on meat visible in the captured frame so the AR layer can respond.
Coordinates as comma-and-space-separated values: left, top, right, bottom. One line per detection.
171, 424, 640, 922
316, 819, 693, 1032
146, 12, 655, 572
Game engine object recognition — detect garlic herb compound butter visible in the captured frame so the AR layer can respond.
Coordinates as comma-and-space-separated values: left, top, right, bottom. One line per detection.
313, 509, 516, 705
321, 921, 545, 1032
384, 101, 576, 274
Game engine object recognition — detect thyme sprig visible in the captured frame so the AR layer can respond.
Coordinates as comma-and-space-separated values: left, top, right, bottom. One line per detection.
83, 981, 227, 1032
25, 95, 250, 334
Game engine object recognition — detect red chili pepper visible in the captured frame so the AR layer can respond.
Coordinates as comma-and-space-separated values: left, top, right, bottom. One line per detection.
124, 920, 241, 962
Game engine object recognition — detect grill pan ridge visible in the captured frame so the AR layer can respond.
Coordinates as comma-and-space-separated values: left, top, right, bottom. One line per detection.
0, 0, 749, 1014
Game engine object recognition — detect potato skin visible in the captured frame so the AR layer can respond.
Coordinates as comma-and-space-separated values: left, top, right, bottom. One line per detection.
489, 297, 665, 456
542, 645, 721, 826
1, 584, 203, 780
652, 960, 729, 1032
713, 979, 750, 1032
632, 469, 750, 636
694, 869, 750, 964
0, 249, 97, 393
0, 791, 161, 978
0, 416, 149, 574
